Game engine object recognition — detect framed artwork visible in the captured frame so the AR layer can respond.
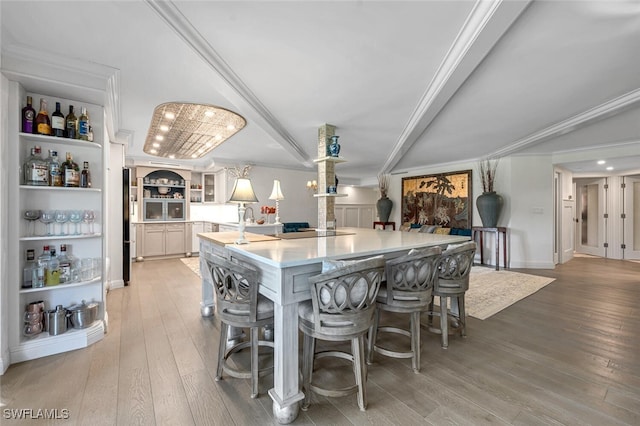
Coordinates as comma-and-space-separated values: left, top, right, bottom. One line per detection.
401, 170, 472, 229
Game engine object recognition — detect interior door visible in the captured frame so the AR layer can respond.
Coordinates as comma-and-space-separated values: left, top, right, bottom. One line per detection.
623, 176, 640, 260
560, 199, 575, 263
576, 179, 606, 256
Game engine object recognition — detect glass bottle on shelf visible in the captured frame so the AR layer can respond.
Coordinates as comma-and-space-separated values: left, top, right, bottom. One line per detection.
47, 150, 63, 187
35, 245, 50, 288
21, 95, 36, 134
51, 102, 65, 137
23, 146, 48, 186
80, 161, 91, 188
45, 246, 60, 286
35, 98, 51, 136
58, 244, 73, 284
22, 249, 36, 289
61, 152, 80, 187
78, 107, 90, 141
65, 105, 77, 139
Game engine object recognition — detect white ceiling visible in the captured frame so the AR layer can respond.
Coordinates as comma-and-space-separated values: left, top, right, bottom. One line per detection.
2, 0, 639, 181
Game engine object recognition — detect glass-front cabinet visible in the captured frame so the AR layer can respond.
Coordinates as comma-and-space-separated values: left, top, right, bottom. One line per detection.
143, 199, 185, 221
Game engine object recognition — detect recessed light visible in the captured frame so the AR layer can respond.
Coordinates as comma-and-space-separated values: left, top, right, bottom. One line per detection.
168, 154, 175, 159
606, 166, 614, 171
152, 142, 160, 148
191, 153, 198, 158
226, 124, 236, 131
205, 110, 215, 117
159, 125, 169, 132
155, 135, 164, 141
150, 149, 157, 154
597, 160, 606, 165
164, 112, 175, 120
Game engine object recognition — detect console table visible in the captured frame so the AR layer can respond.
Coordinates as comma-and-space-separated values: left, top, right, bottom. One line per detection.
472, 226, 508, 270
373, 221, 396, 230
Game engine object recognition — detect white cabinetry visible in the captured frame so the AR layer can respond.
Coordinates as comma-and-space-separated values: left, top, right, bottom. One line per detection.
7, 82, 106, 364
139, 223, 188, 258
191, 221, 204, 253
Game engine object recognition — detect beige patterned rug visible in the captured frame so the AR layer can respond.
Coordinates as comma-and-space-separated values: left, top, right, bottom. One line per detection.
181, 258, 555, 320
465, 267, 555, 320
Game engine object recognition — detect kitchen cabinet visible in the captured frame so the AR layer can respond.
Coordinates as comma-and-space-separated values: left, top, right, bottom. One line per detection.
138, 223, 188, 259
7, 81, 106, 364
191, 221, 204, 253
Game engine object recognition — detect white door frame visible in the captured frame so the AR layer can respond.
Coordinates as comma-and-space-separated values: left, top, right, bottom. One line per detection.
575, 178, 606, 257
623, 176, 640, 260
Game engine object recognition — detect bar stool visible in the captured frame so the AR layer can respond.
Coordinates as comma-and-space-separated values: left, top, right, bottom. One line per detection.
204, 254, 274, 398
367, 246, 442, 373
298, 256, 385, 411
427, 241, 476, 348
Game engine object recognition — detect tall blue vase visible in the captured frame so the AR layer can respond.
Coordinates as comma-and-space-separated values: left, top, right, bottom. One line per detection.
476, 191, 503, 228
328, 135, 341, 157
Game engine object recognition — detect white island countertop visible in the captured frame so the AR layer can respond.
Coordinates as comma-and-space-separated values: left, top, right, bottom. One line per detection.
221, 227, 469, 268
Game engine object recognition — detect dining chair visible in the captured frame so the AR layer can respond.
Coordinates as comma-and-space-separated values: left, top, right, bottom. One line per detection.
427, 241, 477, 348
298, 256, 385, 411
367, 246, 442, 373
204, 253, 274, 398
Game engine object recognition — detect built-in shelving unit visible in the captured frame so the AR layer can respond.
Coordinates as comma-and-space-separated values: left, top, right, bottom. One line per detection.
7, 82, 107, 364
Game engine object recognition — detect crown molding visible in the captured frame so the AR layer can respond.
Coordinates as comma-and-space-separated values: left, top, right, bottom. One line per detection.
381, 0, 532, 174
145, 0, 312, 167
492, 88, 640, 158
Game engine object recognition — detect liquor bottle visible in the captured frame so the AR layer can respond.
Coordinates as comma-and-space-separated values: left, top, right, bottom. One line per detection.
80, 161, 91, 188
23, 146, 49, 186
35, 98, 51, 136
45, 246, 60, 286
78, 107, 90, 141
65, 105, 77, 139
34, 245, 50, 288
58, 244, 73, 284
22, 249, 37, 288
48, 150, 63, 187
61, 152, 80, 187
51, 102, 65, 137
21, 96, 36, 134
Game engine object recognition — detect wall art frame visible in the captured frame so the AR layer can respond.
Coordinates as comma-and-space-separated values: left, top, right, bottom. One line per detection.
401, 169, 472, 229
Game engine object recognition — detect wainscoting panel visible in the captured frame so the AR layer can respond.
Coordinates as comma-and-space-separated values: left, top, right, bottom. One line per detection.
335, 204, 375, 228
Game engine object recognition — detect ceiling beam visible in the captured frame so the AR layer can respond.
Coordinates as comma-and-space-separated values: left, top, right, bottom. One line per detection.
380, 0, 532, 174
145, 0, 313, 167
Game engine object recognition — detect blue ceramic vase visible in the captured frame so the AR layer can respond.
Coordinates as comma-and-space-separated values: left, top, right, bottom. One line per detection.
328, 135, 340, 157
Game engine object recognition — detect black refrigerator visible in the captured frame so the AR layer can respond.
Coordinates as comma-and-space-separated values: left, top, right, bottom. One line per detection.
122, 168, 131, 285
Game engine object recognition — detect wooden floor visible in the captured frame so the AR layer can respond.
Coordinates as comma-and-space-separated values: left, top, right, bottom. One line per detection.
2, 256, 639, 425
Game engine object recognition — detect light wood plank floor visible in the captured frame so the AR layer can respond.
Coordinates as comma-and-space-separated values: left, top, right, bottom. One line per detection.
2, 256, 639, 425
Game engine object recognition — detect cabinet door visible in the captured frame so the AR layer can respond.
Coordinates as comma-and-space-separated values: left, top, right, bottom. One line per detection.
192, 222, 204, 253
165, 223, 186, 255
203, 173, 215, 202
143, 224, 166, 257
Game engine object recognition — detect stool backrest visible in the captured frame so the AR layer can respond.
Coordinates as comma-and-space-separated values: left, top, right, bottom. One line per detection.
308, 256, 385, 336
204, 254, 261, 322
436, 241, 477, 294
383, 246, 442, 307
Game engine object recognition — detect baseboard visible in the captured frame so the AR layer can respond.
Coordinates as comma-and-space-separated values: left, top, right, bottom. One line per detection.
0, 347, 10, 375
509, 260, 556, 269
109, 279, 125, 290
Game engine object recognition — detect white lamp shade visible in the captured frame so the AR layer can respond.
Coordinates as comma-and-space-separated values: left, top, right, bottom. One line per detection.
228, 178, 259, 203
268, 179, 284, 200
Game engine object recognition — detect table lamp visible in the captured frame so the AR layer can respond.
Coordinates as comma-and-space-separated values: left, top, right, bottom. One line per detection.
228, 177, 259, 244
268, 179, 284, 225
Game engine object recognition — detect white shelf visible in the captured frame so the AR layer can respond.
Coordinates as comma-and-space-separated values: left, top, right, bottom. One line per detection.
19, 132, 103, 149
313, 156, 347, 163
19, 277, 102, 294
20, 185, 101, 192
20, 233, 102, 241
313, 193, 349, 198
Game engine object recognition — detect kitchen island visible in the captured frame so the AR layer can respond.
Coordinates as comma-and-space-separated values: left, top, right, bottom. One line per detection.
198, 227, 469, 424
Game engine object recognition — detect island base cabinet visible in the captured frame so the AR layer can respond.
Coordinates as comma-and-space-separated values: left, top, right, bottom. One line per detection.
139, 223, 188, 259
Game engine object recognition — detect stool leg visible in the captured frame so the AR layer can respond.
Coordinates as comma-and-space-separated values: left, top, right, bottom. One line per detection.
410, 311, 421, 373
352, 335, 367, 411
427, 296, 434, 327
440, 296, 449, 349
366, 308, 380, 365
250, 326, 259, 398
458, 294, 467, 338
301, 333, 315, 411
216, 322, 229, 381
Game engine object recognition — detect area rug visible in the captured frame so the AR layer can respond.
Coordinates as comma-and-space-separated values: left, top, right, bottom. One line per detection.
465, 267, 555, 320
180, 258, 555, 320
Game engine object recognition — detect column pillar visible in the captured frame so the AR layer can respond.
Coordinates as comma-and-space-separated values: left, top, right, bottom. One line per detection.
317, 124, 336, 231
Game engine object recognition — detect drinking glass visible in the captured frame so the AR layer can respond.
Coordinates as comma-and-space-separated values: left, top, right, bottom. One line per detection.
83, 210, 95, 234
80, 258, 93, 281
23, 209, 41, 237
69, 210, 83, 235
40, 210, 56, 236
55, 210, 69, 235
